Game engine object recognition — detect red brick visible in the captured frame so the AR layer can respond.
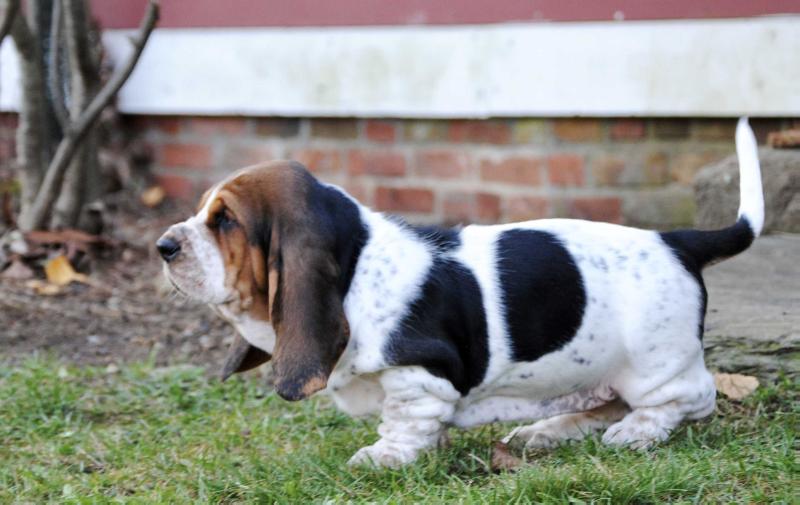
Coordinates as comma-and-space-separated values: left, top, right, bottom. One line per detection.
343, 182, 370, 204
553, 119, 602, 142
404, 120, 449, 142
254, 118, 301, 138
506, 196, 549, 222
375, 187, 434, 213
348, 150, 406, 177
186, 117, 248, 135
442, 193, 473, 223
653, 119, 689, 139
513, 119, 549, 144
476, 193, 501, 221
448, 120, 512, 144
159, 143, 213, 169
223, 144, 273, 168
150, 116, 182, 135
480, 157, 542, 186
691, 119, 736, 141
547, 154, 585, 187
0, 113, 19, 130
591, 156, 625, 186
748, 119, 786, 144
291, 149, 343, 174
670, 152, 721, 185
443, 192, 501, 224
365, 120, 397, 143
154, 174, 194, 200
610, 119, 646, 140
644, 151, 671, 185
0, 138, 16, 159
311, 119, 359, 139
566, 197, 622, 223
767, 129, 800, 148
415, 150, 469, 179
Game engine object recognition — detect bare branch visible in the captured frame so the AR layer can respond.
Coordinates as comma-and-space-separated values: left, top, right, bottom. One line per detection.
0, 0, 19, 44
18, 0, 159, 230
47, 0, 69, 128
63, 0, 97, 108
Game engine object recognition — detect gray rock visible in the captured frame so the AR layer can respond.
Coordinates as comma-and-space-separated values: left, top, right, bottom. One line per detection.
694, 149, 800, 233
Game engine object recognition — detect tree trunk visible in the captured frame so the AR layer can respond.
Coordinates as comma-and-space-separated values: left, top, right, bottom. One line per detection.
51, 0, 99, 229
4, 0, 158, 231
10, 13, 47, 220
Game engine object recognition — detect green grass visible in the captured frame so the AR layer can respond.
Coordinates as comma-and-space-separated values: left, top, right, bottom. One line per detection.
0, 357, 797, 504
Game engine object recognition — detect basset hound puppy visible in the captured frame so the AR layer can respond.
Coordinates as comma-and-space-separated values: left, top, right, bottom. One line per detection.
157, 118, 763, 468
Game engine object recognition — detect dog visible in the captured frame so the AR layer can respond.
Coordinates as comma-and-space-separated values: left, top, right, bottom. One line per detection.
156, 118, 763, 467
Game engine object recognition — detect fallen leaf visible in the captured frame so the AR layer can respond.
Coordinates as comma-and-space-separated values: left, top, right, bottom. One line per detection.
1, 259, 34, 279
714, 373, 759, 400
141, 186, 166, 208
26, 279, 62, 296
490, 441, 524, 472
44, 255, 89, 286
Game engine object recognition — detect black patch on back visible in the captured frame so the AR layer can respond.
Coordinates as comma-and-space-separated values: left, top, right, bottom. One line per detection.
497, 230, 587, 362
410, 225, 462, 251
384, 256, 489, 395
309, 182, 370, 296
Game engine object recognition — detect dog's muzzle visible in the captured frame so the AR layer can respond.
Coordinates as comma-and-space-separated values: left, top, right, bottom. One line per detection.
156, 235, 181, 263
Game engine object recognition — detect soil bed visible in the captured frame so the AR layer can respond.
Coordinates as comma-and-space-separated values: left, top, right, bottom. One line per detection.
1, 206, 233, 371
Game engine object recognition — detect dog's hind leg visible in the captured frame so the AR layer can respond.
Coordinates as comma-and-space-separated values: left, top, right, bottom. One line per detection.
503, 398, 630, 450
602, 356, 716, 450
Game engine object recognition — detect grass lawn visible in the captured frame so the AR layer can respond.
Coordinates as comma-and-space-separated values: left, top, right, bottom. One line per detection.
1, 357, 797, 504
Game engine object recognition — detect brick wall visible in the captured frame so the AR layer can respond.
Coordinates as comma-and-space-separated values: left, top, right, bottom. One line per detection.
1, 113, 794, 229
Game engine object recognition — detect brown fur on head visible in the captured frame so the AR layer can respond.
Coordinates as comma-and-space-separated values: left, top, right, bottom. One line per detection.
157, 161, 351, 400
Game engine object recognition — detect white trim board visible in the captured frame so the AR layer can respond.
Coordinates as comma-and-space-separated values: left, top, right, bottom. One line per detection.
2, 17, 799, 118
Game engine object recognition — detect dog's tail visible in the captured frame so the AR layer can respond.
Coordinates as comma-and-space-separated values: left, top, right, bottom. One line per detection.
660, 117, 763, 268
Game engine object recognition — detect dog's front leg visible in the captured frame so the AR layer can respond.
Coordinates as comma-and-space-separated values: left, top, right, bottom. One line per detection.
347, 367, 460, 468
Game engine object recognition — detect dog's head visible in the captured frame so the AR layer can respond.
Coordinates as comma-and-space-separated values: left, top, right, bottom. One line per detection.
156, 161, 352, 400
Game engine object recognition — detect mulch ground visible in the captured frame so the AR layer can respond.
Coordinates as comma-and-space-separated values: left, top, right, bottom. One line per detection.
0, 204, 235, 371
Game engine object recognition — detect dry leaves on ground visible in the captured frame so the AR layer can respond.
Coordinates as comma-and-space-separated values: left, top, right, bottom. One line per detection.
44, 255, 90, 286
140, 186, 166, 208
25, 279, 63, 296
490, 441, 524, 472
714, 373, 759, 400
1, 259, 34, 279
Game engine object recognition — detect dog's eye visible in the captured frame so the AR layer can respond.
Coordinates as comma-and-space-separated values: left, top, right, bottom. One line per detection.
214, 209, 238, 231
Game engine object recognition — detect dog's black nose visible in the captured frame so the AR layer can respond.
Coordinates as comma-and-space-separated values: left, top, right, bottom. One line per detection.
156, 237, 181, 262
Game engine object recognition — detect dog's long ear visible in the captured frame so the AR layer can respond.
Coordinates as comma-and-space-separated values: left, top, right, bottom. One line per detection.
221, 334, 271, 380
268, 218, 349, 401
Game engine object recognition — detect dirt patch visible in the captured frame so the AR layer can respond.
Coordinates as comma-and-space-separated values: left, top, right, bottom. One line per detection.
0, 206, 235, 372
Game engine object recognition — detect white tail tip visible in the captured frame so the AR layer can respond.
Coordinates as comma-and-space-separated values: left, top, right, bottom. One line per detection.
735, 117, 764, 236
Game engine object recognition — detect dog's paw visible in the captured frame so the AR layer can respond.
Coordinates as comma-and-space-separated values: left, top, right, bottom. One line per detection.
503, 422, 569, 451
601, 417, 669, 450
347, 440, 418, 468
